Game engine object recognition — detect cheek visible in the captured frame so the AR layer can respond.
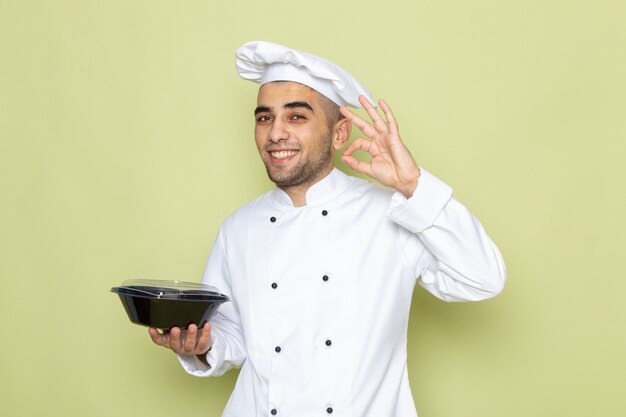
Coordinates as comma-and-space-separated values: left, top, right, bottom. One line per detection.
254, 128, 265, 149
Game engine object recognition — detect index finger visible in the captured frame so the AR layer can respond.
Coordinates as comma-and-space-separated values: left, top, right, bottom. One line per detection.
148, 327, 168, 347
340, 106, 379, 139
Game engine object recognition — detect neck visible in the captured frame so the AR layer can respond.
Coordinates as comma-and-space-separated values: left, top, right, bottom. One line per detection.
278, 165, 334, 207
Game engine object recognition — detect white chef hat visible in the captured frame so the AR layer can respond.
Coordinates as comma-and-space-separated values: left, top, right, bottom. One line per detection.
235, 40, 374, 108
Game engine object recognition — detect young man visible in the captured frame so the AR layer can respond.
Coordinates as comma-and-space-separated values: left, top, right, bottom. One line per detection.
150, 41, 506, 417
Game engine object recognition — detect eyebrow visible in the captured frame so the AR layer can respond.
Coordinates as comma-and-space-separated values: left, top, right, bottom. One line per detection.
254, 106, 271, 116
284, 101, 314, 112
254, 101, 315, 116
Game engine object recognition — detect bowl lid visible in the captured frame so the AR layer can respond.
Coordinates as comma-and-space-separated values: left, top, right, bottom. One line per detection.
111, 279, 230, 301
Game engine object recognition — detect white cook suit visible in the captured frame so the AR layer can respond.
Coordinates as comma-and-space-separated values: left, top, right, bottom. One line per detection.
179, 168, 506, 417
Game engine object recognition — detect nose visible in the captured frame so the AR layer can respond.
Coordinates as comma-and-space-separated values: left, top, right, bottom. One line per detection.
268, 119, 288, 143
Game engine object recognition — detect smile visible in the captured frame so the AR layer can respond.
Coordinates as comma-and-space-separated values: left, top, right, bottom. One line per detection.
270, 150, 299, 159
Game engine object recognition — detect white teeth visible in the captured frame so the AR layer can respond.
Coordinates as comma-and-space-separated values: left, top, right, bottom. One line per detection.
271, 150, 298, 159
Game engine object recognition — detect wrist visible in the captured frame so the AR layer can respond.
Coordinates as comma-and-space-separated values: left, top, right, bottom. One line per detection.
399, 169, 421, 198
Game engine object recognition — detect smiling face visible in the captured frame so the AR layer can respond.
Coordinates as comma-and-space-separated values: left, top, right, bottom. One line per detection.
254, 81, 339, 191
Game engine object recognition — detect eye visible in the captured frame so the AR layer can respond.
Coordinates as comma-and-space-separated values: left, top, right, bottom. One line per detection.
256, 115, 272, 123
290, 114, 307, 121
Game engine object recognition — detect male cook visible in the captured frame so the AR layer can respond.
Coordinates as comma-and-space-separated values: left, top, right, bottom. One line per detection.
149, 40, 506, 417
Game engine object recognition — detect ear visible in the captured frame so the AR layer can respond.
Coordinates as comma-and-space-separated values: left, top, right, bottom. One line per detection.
332, 118, 352, 151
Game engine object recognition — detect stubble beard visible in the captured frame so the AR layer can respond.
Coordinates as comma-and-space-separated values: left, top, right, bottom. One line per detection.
264, 135, 334, 189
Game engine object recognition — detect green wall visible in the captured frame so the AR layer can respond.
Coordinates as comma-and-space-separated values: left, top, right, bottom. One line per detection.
1, 1, 624, 416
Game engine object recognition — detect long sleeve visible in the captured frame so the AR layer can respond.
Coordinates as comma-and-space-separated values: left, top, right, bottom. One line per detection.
178, 227, 247, 376
387, 168, 507, 302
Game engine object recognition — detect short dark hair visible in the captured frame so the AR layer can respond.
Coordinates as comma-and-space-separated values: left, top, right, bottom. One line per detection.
317, 93, 343, 131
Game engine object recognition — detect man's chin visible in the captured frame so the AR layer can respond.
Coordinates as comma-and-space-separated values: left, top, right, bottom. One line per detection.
267, 168, 307, 188
269, 174, 299, 188
264, 157, 332, 188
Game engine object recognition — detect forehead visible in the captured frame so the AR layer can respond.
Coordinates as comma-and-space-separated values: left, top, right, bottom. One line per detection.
256, 81, 322, 107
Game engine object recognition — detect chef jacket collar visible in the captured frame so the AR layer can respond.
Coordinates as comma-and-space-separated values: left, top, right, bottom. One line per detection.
269, 168, 354, 208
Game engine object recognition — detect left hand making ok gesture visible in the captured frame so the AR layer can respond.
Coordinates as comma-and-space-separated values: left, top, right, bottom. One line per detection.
340, 96, 421, 198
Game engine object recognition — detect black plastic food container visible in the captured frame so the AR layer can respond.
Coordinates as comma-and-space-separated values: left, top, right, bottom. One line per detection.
111, 279, 230, 330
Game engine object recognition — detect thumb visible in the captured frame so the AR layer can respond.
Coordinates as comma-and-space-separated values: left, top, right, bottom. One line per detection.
341, 154, 373, 178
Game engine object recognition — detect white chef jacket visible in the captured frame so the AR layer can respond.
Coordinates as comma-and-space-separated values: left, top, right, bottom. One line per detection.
179, 168, 506, 417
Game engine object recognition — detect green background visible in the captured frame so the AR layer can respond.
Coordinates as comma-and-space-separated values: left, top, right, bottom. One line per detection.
1, 0, 624, 416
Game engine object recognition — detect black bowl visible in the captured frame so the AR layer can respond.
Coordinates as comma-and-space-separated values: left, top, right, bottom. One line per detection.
111, 281, 229, 330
